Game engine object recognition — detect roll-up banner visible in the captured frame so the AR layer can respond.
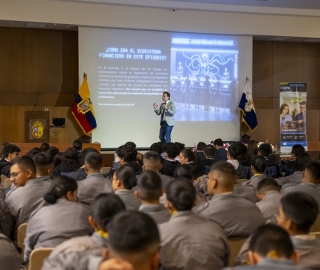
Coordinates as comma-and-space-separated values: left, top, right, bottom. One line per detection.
279, 82, 307, 154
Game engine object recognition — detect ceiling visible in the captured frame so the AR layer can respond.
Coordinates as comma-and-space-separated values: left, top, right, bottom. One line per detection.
2, 0, 320, 42
56, 0, 320, 13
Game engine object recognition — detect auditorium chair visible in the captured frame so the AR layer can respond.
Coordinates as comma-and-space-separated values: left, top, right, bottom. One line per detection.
228, 238, 248, 266
28, 248, 53, 270
17, 223, 28, 259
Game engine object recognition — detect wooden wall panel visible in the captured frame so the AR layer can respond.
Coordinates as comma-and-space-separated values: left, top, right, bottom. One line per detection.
302, 43, 320, 101
38, 94, 75, 106
306, 110, 320, 141
272, 42, 303, 97
62, 31, 79, 94
0, 106, 83, 144
252, 41, 273, 98
38, 30, 63, 94
0, 28, 38, 93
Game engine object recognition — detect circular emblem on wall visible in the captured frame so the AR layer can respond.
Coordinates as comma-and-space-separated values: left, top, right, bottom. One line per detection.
32, 120, 44, 139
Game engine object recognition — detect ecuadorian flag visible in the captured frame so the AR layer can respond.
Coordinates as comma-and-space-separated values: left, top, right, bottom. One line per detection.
72, 74, 97, 134
239, 80, 258, 131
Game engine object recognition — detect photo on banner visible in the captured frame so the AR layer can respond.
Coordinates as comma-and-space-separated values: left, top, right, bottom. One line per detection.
279, 82, 307, 154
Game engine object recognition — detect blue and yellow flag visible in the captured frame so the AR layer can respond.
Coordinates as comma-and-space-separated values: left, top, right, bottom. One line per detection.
72, 74, 97, 134
239, 80, 258, 131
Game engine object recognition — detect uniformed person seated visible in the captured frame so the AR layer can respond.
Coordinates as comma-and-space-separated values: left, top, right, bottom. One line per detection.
159, 179, 229, 270
224, 224, 300, 270
42, 193, 126, 270
135, 170, 170, 224
194, 161, 264, 237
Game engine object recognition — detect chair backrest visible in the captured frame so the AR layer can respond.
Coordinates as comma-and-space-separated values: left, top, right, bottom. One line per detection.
310, 232, 320, 240
228, 238, 248, 266
17, 223, 28, 259
101, 167, 111, 174
29, 248, 54, 270
265, 166, 277, 178
3, 178, 11, 189
311, 213, 320, 232
0, 174, 7, 186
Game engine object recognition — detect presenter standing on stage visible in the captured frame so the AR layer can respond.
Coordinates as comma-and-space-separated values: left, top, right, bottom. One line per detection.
153, 91, 176, 143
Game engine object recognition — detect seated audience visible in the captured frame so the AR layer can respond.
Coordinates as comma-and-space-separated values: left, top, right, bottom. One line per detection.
0, 233, 21, 270
226, 224, 299, 270
0, 142, 9, 159
174, 164, 207, 205
136, 170, 171, 224
24, 175, 93, 262
246, 140, 258, 165
26, 147, 41, 158
47, 146, 59, 160
277, 192, 320, 269
116, 143, 142, 177
5, 156, 51, 236
237, 142, 250, 167
280, 144, 305, 176
52, 147, 81, 177
0, 143, 20, 177
142, 151, 173, 191
203, 145, 218, 168
150, 142, 164, 157
40, 142, 50, 152
257, 143, 279, 177
65, 147, 99, 181
103, 211, 160, 270
43, 193, 125, 267
196, 141, 207, 166
227, 143, 246, 179
77, 152, 112, 204
179, 148, 203, 179
256, 178, 282, 223
242, 156, 267, 190
160, 179, 229, 270
33, 152, 54, 181
161, 142, 180, 177
213, 138, 228, 161
195, 161, 264, 237
282, 161, 320, 210
276, 152, 310, 186
112, 166, 141, 210
73, 139, 83, 160
0, 185, 13, 238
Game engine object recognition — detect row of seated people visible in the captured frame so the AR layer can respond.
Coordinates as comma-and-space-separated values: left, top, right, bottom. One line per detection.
0, 140, 319, 269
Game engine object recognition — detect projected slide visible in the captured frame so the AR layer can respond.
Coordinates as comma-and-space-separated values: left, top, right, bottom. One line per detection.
79, 27, 251, 148
170, 34, 238, 121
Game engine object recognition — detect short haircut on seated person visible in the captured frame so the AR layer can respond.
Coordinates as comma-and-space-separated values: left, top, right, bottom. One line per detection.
33, 152, 54, 170
137, 170, 162, 201
210, 161, 237, 188
107, 211, 160, 254
249, 223, 294, 259
251, 156, 267, 173
166, 178, 196, 211
281, 192, 318, 233
143, 151, 161, 169
91, 193, 126, 230
11, 156, 36, 175
85, 152, 102, 170
204, 146, 216, 158
174, 164, 193, 181
305, 161, 320, 183
257, 177, 279, 195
